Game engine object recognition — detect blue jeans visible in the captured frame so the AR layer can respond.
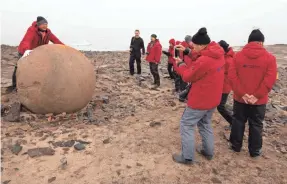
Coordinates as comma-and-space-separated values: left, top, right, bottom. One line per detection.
180, 107, 215, 160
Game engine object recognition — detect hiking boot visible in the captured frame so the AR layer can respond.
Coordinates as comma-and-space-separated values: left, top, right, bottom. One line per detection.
196, 145, 213, 160
172, 154, 193, 165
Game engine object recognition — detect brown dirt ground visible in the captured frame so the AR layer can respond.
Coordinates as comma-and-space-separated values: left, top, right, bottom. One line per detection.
1, 45, 287, 184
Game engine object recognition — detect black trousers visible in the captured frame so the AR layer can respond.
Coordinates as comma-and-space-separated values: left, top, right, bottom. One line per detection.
217, 93, 233, 125
174, 73, 187, 92
230, 101, 266, 157
129, 54, 141, 75
149, 63, 160, 86
167, 63, 174, 79
12, 53, 22, 89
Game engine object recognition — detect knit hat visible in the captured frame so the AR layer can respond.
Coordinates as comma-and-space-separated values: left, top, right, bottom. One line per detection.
218, 40, 229, 53
248, 29, 265, 43
37, 16, 48, 26
151, 34, 157, 39
191, 27, 211, 45
184, 35, 192, 43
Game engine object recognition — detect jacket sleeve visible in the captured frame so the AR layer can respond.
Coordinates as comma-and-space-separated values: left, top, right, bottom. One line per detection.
174, 59, 206, 83
141, 38, 145, 54
130, 37, 134, 49
228, 56, 246, 97
49, 32, 64, 44
18, 27, 34, 55
162, 51, 171, 56
253, 55, 277, 98
154, 45, 162, 63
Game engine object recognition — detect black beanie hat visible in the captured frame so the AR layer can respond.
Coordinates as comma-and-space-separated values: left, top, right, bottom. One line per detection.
248, 29, 265, 43
185, 35, 192, 43
151, 34, 157, 39
37, 16, 48, 26
192, 27, 211, 45
218, 40, 229, 53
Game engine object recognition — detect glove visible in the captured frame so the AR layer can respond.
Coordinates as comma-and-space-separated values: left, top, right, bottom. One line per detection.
22, 50, 32, 58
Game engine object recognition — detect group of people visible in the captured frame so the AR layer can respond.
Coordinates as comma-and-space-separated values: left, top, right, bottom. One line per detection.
15, 16, 277, 165
129, 28, 277, 164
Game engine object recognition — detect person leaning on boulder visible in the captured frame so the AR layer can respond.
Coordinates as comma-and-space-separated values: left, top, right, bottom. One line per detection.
145, 34, 162, 89
12, 16, 64, 90
228, 29, 277, 158
172, 27, 225, 164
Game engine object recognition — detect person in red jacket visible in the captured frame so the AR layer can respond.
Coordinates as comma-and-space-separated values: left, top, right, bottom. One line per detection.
12, 16, 64, 90
162, 38, 176, 79
145, 34, 162, 88
228, 29, 277, 158
172, 27, 225, 164
217, 40, 235, 128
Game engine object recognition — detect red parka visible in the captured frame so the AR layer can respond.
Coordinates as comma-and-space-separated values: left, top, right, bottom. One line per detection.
174, 41, 225, 110
228, 42, 277, 105
18, 21, 64, 55
146, 39, 162, 63
167, 39, 176, 64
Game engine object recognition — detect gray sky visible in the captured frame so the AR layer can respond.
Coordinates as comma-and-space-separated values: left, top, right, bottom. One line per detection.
1, 0, 287, 51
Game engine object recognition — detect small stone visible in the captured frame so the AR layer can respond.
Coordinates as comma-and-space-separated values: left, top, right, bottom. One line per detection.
35, 131, 44, 137
48, 177, 56, 183
168, 101, 176, 107
212, 168, 219, 175
1, 96, 9, 103
126, 165, 132, 169
211, 177, 222, 183
136, 162, 143, 167
11, 143, 22, 155
149, 122, 161, 127
27, 147, 55, 158
101, 96, 109, 104
280, 147, 287, 154
116, 170, 121, 176
52, 140, 75, 148
3, 102, 21, 122
74, 143, 86, 151
103, 138, 111, 144
3, 180, 11, 184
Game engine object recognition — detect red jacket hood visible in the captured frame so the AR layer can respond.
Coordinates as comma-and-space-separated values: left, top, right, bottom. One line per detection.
226, 47, 235, 57
241, 42, 266, 59
169, 38, 175, 46
175, 41, 181, 45
200, 41, 225, 59
31, 21, 51, 33
181, 41, 188, 47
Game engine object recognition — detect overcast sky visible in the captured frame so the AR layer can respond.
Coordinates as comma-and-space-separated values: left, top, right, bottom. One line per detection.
1, 0, 287, 51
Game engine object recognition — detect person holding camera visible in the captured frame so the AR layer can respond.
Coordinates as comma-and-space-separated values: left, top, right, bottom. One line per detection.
162, 38, 176, 79
172, 27, 225, 164
217, 40, 235, 128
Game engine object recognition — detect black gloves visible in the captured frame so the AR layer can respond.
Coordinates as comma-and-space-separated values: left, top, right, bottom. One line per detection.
183, 48, 191, 56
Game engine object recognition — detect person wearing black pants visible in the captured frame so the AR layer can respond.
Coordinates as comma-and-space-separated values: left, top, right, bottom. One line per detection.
228, 29, 277, 158
129, 29, 145, 75
217, 40, 235, 127
149, 63, 160, 86
230, 101, 266, 156
145, 34, 162, 88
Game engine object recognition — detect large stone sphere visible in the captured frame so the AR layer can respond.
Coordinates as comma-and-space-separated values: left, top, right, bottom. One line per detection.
16, 44, 95, 114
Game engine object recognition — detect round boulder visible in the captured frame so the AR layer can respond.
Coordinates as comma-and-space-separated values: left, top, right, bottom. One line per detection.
17, 44, 95, 114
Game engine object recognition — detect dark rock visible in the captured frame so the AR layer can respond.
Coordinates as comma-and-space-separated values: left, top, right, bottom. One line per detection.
126, 165, 132, 169
3, 180, 11, 184
3, 102, 21, 122
11, 143, 22, 155
48, 177, 56, 183
103, 138, 111, 144
76, 140, 91, 144
136, 162, 143, 167
212, 168, 219, 175
101, 96, 109, 104
85, 106, 95, 123
211, 177, 222, 184
282, 106, 287, 111
27, 147, 55, 158
51, 140, 75, 148
74, 143, 86, 150
149, 122, 161, 127
60, 156, 68, 169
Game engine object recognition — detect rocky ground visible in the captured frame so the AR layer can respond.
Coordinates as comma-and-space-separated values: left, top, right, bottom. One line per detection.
1, 44, 287, 184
